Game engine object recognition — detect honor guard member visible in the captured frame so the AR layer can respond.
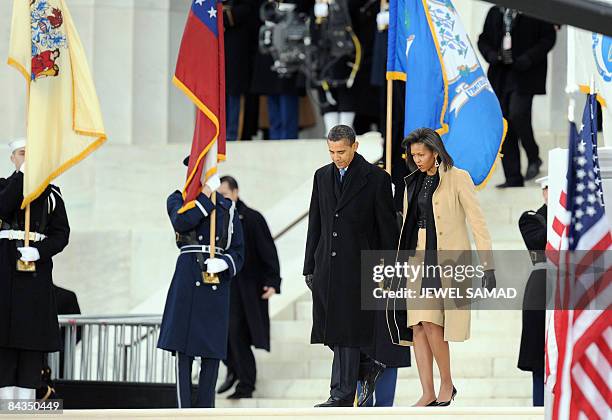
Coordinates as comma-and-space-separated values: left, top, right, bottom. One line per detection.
517, 176, 548, 406
0, 138, 70, 401
157, 161, 245, 409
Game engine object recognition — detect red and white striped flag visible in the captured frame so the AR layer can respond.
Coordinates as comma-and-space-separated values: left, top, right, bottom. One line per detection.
545, 95, 612, 420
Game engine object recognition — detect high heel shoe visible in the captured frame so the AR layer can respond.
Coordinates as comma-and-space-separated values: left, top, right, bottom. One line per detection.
435, 386, 457, 406
426, 400, 439, 406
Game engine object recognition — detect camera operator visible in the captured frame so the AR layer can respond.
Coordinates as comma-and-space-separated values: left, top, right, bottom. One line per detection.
251, 0, 311, 140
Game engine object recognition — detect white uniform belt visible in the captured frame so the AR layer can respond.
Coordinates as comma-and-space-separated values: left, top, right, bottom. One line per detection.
180, 245, 225, 255
0, 230, 47, 242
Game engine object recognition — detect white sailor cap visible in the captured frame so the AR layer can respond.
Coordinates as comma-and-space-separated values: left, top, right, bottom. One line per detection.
8, 138, 26, 153
535, 176, 548, 189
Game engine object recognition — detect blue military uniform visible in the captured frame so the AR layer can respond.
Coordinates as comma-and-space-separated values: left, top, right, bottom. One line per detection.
158, 190, 244, 408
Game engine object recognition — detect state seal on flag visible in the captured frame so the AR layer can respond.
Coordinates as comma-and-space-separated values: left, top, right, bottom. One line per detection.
592, 32, 612, 82
30, 0, 67, 80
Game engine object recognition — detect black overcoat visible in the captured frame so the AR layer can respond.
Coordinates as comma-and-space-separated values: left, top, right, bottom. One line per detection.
477, 7, 556, 96
517, 204, 547, 373
158, 191, 245, 359
224, 0, 259, 96
231, 200, 281, 351
303, 153, 398, 348
0, 171, 69, 352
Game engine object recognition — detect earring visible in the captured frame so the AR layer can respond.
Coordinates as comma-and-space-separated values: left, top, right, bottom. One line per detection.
435, 158, 440, 168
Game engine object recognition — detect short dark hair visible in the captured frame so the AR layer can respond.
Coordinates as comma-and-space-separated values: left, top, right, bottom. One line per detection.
403, 128, 454, 171
327, 125, 356, 144
220, 175, 239, 191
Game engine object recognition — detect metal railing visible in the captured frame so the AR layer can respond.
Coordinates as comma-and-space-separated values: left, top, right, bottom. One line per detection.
49, 315, 176, 383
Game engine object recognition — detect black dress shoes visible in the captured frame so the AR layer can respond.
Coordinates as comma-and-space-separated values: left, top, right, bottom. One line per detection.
525, 158, 542, 181
216, 371, 237, 394
357, 360, 386, 407
495, 181, 524, 188
314, 396, 354, 407
227, 389, 253, 399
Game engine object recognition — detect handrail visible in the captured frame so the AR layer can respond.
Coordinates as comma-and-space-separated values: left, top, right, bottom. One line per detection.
273, 210, 309, 241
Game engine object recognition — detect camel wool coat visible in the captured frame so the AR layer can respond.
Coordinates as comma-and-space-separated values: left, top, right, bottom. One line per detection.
389, 165, 494, 343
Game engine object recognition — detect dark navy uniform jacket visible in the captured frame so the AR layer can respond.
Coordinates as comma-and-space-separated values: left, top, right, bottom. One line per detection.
158, 191, 245, 359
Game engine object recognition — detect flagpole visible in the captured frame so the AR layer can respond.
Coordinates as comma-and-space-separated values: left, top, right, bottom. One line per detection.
17, 205, 35, 272
385, 79, 393, 175
204, 191, 220, 284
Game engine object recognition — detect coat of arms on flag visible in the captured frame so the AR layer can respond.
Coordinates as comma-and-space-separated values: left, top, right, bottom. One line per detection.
8, 0, 107, 208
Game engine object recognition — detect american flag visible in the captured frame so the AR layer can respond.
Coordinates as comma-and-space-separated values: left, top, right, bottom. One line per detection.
545, 94, 612, 419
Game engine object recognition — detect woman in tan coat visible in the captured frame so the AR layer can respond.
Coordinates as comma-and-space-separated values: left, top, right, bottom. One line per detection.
394, 128, 496, 407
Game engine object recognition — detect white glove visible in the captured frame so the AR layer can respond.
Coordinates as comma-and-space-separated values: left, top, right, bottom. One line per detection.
19, 162, 26, 174
18, 247, 40, 262
376, 11, 389, 30
205, 174, 221, 192
205, 257, 229, 274
314, 2, 329, 18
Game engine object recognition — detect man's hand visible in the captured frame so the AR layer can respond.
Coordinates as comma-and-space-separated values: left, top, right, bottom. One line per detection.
261, 286, 276, 300
18, 247, 40, 262
205, 257, 229, 274
201, 184, 213, 198
482, 269, 496, 291
305, 274, 313, 291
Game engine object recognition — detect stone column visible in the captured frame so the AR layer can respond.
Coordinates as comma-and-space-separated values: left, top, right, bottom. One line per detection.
93, 0, 135, 145
132, 0, 171, 145
168, 0, 195, 144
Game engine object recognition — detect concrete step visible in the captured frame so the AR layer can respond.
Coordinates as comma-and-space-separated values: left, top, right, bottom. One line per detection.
215, 397, 534, 408
299, 357, 528, 380
252, 378, 532, 399
24, 407, 545, 419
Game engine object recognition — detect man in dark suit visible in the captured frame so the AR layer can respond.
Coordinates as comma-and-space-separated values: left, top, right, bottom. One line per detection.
223, 0, 258, 140
518, 176, 548, 407
303, 125, 399, 407
216, 176, 282, 399
478, 7, 556, 188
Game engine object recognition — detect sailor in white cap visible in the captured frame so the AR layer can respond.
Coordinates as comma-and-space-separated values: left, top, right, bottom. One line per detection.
517, 174, 548, 407
0, 138, 70, 402
8, 137, 26, 173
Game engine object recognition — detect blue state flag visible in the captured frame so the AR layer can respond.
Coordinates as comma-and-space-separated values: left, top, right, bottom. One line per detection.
387, 0, 506, 188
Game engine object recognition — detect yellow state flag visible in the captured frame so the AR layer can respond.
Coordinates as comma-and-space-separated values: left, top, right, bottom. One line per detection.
8, 0, 106, 208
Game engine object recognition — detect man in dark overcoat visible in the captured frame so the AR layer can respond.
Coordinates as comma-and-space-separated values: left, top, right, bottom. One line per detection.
224, 0, 258, 140
303, 125, 399, 407
216, 175, 282, 399
478, 7, 556, 187
0, 139, 69, 401
518, 176, 548, 407
157, 168, 245, 409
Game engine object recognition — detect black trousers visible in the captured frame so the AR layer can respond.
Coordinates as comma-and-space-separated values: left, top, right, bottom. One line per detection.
176, 353, 220, 408
500, 90, 540, 185
0, 347, 44, 388
225, 330, 256, 393
330, 346, 361, 401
